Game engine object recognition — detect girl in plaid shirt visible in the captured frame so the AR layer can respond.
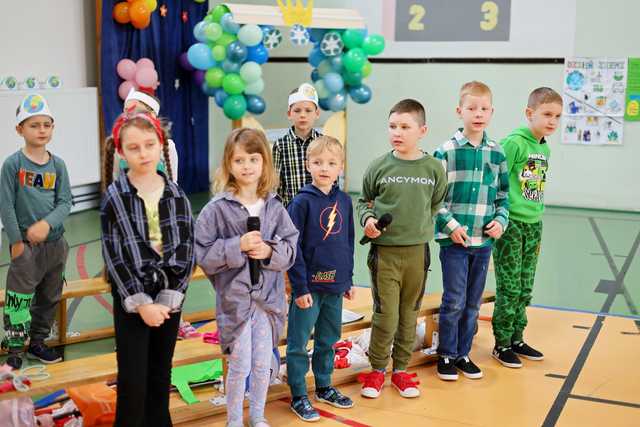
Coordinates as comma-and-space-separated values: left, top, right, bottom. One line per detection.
101, 112, 195, 426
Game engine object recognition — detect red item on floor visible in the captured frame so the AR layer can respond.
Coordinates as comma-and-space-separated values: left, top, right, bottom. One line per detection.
202, 330, 220, 344
67, 383, 116, 426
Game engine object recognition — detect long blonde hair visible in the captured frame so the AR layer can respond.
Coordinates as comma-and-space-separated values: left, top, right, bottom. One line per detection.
213, 128, 278, 198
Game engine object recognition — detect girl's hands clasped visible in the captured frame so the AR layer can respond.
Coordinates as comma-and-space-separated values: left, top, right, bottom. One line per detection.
138, 304, 171, 327
240, 231, 273, 260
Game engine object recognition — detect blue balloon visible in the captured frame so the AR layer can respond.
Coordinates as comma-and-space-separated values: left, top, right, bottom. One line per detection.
317, 59, 332, 78
246, 95, 266, 115
308, 28, 328, 43
247, 44, 269, 64
220, 13, 240, 34
214, 89, 229, 108
348, 84, 372, 104
193, 21, 208, 43
308, 46, 325, 68
222, 59, 241, 73
187, 43, 216, 70
323, 72, 344, 93
201, 81, 217, 97
310, 68, 320, 82
328, 55, 343, 73
318, 97, 330, 111
327, 91, 347, 112
226, 41, 248, 63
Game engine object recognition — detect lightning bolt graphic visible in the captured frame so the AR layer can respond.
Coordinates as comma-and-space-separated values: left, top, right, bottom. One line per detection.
323, 202, 338, 240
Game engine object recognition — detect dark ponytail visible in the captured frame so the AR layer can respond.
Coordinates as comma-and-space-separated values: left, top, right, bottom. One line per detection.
102, 136, 116, 192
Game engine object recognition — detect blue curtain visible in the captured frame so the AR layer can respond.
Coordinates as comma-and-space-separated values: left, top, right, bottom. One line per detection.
100, 1, 210, 193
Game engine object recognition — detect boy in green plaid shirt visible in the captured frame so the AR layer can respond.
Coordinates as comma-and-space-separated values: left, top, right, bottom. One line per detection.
433, 82, 509, 381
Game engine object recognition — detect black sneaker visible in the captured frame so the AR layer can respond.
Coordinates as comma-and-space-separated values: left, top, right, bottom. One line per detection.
6, 353, 23, 370
26, 342, 62, 364
290, 396, 320, 422
455, 356, 483, 379
492, 345, 522, 368
315, 386, 354, 409
437, 356, 459, 381
512, 341, 544, 361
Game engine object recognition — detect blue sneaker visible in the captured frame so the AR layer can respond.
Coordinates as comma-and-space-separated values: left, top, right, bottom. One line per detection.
26, 342, 62, 364
315, 386, 354, 409
290, 396, 320, 422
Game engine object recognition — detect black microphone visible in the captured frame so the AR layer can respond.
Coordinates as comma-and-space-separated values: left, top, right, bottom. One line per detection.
247, 216, 261, 285
359, 213, 393, 245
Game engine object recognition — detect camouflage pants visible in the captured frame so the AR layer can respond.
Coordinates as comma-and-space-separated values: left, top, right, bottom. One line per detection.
492, 219, 542, 347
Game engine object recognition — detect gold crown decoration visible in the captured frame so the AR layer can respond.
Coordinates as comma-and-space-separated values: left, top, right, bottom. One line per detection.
276, 0, 314, 27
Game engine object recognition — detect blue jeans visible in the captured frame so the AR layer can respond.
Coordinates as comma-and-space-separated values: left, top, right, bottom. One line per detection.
437, 244, 492, 359
286, 292, 343, 397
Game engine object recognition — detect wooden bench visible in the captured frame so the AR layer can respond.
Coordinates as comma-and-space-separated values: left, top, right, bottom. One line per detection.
0, 291, 495, 403
0, 267, 211, 348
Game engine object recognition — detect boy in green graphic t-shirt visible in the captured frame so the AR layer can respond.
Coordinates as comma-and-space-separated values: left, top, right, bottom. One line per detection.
491, 87, 563, 369
356, 99, 447, 399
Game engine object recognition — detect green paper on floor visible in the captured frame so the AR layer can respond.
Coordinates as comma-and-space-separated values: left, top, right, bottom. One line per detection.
171, 359, 223, 404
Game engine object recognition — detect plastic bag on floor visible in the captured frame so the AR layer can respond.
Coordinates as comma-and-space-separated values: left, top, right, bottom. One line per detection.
0, 397, 37, 427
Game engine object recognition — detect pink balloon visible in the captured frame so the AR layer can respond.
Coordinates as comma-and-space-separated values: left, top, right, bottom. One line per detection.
136, 57, 155, 70
118, 80, 136, 100
135, 68, 158, 87
116, 59, 137, 80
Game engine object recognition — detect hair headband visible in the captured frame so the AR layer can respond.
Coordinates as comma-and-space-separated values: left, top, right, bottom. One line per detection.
112, 112, 165, 153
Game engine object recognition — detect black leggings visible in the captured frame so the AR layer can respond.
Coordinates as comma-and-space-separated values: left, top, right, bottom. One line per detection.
112, 293, 180, 427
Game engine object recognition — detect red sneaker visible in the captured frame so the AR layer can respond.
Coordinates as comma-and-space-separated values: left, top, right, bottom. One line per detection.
358, 370, 385, 398
391, 371, 420, 398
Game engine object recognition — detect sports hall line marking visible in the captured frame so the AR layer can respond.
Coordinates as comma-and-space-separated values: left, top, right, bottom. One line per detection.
568, 394, 640, 409
542, 220, 640, 426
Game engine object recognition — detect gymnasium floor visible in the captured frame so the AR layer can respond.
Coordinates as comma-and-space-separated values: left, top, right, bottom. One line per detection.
1, 195, 639, 426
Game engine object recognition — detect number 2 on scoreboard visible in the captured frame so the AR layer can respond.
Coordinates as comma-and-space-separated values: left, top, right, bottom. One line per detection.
408, 4, 425, 31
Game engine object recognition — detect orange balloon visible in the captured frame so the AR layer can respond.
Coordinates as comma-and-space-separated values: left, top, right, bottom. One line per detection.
129, 0, 150, 28
144, 0, 158, 12
112, 2, 131, 24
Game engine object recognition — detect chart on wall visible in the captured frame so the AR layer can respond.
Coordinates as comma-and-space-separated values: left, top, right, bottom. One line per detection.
562, 57, 627, 146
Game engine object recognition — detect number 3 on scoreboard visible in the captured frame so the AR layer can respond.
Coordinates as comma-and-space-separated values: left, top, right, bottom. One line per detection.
408, 4, 425, 31
480, 1, 499, 31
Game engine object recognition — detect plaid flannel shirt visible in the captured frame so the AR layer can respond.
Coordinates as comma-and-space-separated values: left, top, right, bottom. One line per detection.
100, 172, 195, 313
434, 130, 509, 247
272, 126, 321, 207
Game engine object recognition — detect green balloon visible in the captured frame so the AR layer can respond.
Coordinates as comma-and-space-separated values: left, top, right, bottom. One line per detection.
210, 4, 231, 24
203, 15, 215, 23
205, 67, 225, 88
240, 61, 262, 83
343, 70, 363, 86
362, 34, 385, 56
317, 59, 333, 78
341, 29, 364, 49
314, 80, 329, 99
204, 23, 222, 42
222, 73, 245, 95
212, 45, 226, 62
361, 60, 372, 78
216, 32, 237, 48
223, 94, 247, 120
343, 48, 366, 73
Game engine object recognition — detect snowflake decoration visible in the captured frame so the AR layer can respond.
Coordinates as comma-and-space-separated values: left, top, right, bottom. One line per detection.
320, 32, 344, 56
263, 28, 283, 50
289, 24, 310, 46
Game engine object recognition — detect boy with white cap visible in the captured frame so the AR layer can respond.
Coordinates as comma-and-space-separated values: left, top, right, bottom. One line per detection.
1, 93, 72, 368
273, 83, 322, 207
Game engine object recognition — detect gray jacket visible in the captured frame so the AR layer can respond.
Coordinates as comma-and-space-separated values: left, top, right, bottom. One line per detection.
195, 192, 298, 354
